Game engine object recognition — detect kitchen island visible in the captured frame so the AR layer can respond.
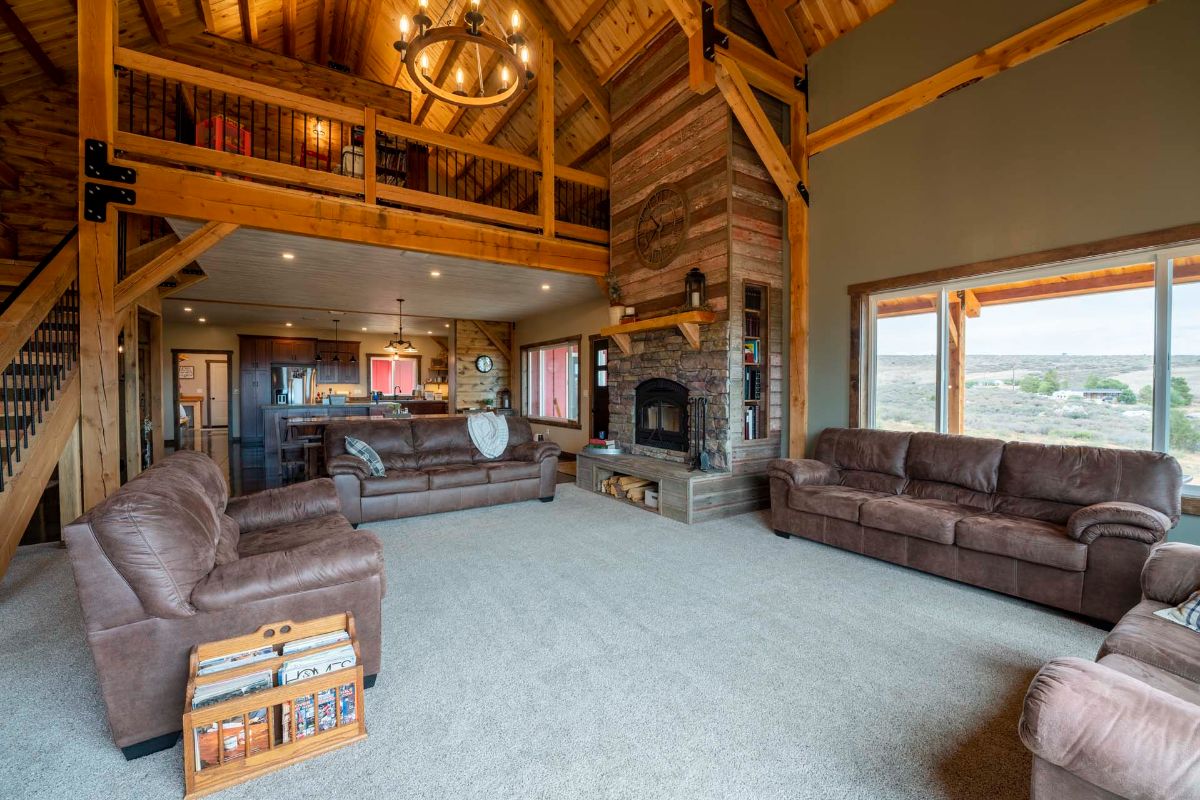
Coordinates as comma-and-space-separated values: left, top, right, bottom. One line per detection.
261, 400, 449, 486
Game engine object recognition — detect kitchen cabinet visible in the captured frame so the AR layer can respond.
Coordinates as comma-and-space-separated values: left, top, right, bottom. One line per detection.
238, 368, 271, 442
239, 336, 273, 369
316, 340, 360, 384
271, 337, 317, 364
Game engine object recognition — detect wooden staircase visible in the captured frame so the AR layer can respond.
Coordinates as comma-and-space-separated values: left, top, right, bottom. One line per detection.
0, 230, 81, 579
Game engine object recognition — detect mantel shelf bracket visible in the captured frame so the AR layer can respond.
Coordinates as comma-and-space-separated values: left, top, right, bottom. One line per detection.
600, 310, 716, 355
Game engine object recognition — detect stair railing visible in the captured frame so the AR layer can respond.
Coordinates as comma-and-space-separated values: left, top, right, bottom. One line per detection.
0, 229, 80, 493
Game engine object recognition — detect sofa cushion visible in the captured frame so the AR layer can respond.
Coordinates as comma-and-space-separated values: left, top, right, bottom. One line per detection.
788, 485, 889, 523
998, 441, 1182, 521
956, 513, 1087, 572
361, 469, 430, 497
412, 418, 475, 467
1100, 599, 1200, 683
860, 496, 983, 545
237, 512, 355, 556
425, 463, 490, 489
148, 449, 230, 511
324, 419, 419, 469
486, 460, 541, 483
906, 432, 1005, 494
215, 515, 240, 565
813, 427, 911, 477
1098, 653, 1200, 706
990, 493, 1082, 525
472, 417, 535, 462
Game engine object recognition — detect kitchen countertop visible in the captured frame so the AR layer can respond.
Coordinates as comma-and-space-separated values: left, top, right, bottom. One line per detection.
261, 400, 445, 409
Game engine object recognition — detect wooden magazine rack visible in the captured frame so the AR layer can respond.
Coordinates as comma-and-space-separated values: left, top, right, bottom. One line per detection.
182, 613, 368, 799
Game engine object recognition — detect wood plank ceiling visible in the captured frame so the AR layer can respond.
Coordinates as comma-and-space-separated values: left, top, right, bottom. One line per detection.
0, 0, 892, 259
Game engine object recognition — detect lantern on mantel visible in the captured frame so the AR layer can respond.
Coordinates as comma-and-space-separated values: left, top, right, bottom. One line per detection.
685, 268, 706, 309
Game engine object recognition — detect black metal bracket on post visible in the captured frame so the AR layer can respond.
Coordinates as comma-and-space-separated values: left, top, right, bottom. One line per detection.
84, 183, 136, 223
797, 180, 810, 206
700, 2, 727, 62
84, 139, 136, 184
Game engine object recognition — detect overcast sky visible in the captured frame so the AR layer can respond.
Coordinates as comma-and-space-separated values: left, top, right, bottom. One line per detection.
877, 283, 1200, 356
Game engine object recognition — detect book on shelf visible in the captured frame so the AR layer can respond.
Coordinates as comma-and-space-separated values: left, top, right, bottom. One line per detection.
743, 339, 759, 364
744, 314, 761, 338
744, 367, 762, 400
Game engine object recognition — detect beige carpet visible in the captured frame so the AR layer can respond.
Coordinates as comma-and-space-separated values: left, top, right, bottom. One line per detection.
0, 485, 1105, 799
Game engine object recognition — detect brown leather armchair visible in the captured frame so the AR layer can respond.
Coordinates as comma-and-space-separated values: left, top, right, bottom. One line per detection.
64, 451, 385, 759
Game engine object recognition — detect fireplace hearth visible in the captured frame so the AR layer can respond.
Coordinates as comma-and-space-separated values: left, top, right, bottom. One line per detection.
634, 378, 689, 452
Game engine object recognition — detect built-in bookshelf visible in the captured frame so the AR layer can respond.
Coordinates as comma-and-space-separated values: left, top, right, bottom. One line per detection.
743, 282, 767, 440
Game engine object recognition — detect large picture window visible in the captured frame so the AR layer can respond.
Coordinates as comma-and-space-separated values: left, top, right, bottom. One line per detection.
521, 337, 581, 428
368, 355, 420, 395
861, 244, 1200, 495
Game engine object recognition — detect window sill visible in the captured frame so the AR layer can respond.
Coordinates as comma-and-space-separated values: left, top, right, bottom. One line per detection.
526, 416, 582, 430
1183, 494, 1200, 517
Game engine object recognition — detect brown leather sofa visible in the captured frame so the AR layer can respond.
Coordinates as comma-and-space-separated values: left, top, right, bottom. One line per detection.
1020, 542, 1200, 799
324, 416, 561, 525
769, 428, 1182, 623
63, 451, 385, 758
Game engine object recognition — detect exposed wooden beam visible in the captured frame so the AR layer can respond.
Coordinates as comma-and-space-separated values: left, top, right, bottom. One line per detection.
316, 0, 328, 64
196, 0, 216, 32
160, 268, 209, 296
135, 0, 169, 45
745, 0, 807, 69
237, 0, 259, 45
597, 11, 674, 85
516, 0, 610, 129
282, 0, 298, 58
125, 232, 179, 272
567, 0, 609, 41
443, 49, 505, 134
538, 36, 555, 236
0, 159, 17, 189
356, 0, 382, 75
121, 307, 141, 480
0, 0, 66, 84
569, 134, 608, 169
472, 321, 510, 362
717, 26, 805, 103
662, 0, 700, 37
115, 222, 238, 312
809, 0, 1157, 155
104, 162, 610, 276
714, 57, 802, 204
787, 92, 809, 456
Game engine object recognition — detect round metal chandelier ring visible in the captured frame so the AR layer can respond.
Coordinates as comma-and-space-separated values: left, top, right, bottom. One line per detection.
404, 27, 529, 109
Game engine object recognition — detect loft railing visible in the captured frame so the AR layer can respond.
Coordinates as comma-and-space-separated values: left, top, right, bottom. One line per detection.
0, 229, 80, 493
113, 49, 609, 244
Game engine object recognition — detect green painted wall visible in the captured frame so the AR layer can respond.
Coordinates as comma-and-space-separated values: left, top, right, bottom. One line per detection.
804, 0, 1200, 544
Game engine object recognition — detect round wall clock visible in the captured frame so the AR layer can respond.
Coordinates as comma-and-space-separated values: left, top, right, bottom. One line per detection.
635, 184, 688, 269
475, 355, 494, 373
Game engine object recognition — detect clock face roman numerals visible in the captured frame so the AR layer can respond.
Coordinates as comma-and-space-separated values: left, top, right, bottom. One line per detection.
635, 186, 688, 269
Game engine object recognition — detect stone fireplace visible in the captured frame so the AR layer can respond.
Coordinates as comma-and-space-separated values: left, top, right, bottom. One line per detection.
634, 378, 689, 452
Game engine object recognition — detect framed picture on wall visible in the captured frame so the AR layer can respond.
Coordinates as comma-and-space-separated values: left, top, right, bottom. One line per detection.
179, 365, 195, 379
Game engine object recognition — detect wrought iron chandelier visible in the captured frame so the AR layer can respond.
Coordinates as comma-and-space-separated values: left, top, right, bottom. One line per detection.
385, 299, 420, 356
393, 0, 534, 109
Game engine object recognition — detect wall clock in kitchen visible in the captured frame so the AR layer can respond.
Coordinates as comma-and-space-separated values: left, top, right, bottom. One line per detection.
635, 184, 688, 269
475, 355, 494, 373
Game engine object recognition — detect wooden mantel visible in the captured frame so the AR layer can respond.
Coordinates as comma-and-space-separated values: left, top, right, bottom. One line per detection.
600, 310, 716, 354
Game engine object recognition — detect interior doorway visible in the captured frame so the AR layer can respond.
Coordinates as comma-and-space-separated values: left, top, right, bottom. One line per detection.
590, 334, 610, 439
173, 350, 233, 449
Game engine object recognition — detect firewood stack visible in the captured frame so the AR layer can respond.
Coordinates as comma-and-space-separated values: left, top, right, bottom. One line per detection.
600, 475, 654, 504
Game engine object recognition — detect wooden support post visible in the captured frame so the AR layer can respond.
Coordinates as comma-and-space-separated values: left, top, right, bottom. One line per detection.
148, 311, 164, 462
947, 296, 966, 435
122, 307, 141, 479
58, 417, 83, 524
537, 37, 555, 237
688, 31, 714, 93
787, 94, 809, 456
363, 107, 377, 205
79, 0, 121, 508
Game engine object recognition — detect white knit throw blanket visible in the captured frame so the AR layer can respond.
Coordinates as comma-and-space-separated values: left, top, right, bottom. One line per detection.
467, 412, 509, 458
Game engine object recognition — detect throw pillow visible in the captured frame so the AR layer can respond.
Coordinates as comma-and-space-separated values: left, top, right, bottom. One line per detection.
345, 435, 386, 477
1155, 590, 1200, 632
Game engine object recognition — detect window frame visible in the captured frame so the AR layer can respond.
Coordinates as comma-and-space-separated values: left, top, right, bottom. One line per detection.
366, 353, 422, 395
855, 240, 1200, 498
520, 335, 582, 429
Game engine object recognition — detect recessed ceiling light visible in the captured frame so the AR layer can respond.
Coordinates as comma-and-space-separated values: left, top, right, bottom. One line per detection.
541, 284, 551, 290
183, 307, 193, 312
430, 270, 441, 277
426, 330, 432, 334
361, 327, 368, 332
444, 323, 450, 328
285, 322, 293, 327
198, 317, 207, 323
281, 252, 295, 260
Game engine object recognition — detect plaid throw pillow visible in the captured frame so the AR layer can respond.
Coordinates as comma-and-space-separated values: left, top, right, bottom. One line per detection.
344, 436, 385, 478
1156, 590, 1200, 633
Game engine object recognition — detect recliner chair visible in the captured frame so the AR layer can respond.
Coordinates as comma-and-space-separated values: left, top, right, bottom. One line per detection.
63, 451, 386, 758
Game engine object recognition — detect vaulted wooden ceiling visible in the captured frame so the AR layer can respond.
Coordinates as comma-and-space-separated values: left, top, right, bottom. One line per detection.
0, 0, 893, 259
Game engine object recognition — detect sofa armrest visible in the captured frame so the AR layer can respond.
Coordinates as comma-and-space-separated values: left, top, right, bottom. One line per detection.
191, 530, 384, 611
1019, 657, 1200, 798
512, 441, 561, 462
224, 478, 342, 534
767, 458, 839, 487
1142, 542, 1200, 605
326, 453, 370, 481
1067, 501, 1170, 545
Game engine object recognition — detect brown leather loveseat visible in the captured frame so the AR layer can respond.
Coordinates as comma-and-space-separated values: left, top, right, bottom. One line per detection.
325, 416, 561, 525
1020, 542, 1200, 799
769, 428, 1182, 623
64, 451, 385, 758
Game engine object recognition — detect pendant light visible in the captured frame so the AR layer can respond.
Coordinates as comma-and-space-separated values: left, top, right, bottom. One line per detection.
332, 319, 341, 363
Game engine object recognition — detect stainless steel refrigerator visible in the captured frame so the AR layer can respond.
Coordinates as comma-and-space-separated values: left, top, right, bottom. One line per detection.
271, 366, 317, 405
